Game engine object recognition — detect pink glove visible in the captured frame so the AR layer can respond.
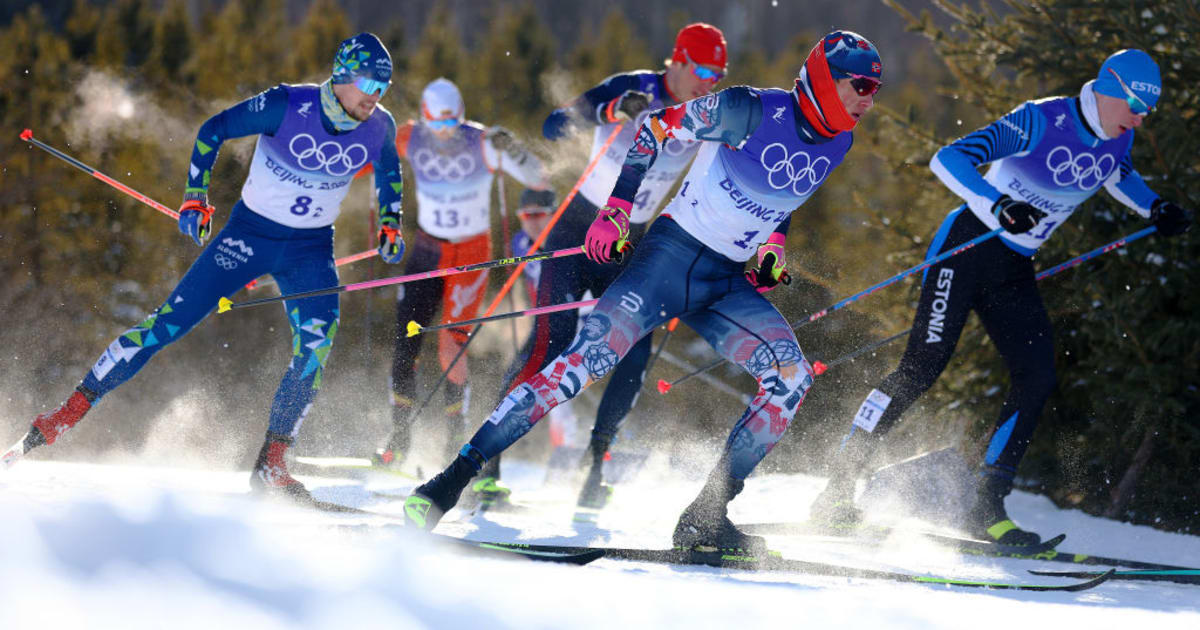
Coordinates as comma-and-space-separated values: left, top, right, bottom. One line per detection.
585, 199, 632, 263
745, 232, 790, 293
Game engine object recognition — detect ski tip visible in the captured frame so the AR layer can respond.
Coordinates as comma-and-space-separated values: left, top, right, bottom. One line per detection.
812, 360, 828, 375
20, 128, 33, 141
656, 379, 671, 394
216, 297, 233, 313
406, 321, 422, 337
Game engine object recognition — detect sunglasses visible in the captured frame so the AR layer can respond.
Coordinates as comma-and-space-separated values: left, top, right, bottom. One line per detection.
426, 117, 461, 130
518, 207, 553, 220
683, 51, 725, 84
354, 76, 390, 98
847, 74, 881, 97
1107, 68, 1152, 115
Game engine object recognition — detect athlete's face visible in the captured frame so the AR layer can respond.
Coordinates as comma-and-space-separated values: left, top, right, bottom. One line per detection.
1096, 91, 1147, 138
835, 78, 874, 120
666, 59, 724, 101
332, 82, 381, 121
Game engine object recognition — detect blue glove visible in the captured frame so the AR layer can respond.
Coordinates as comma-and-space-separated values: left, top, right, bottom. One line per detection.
178, 198, 215, 246
378, 225, 405, 263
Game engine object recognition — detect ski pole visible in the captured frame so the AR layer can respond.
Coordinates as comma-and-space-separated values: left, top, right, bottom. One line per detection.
390, 124, 625, 433
497, 154, 520, 356
406, 298, 599, 337
658, 227, 1005, 391
20, 128, 180, 219
217, 247, 585, 313
20, 128, 377, 293
660, 225, 1160, 391
640, 318, 680, 389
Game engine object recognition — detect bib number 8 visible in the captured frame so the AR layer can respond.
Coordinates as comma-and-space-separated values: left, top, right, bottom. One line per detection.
291, 196, 313, 216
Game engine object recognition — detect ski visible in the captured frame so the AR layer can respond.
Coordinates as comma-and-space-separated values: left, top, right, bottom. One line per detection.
486, 541, 1112, 591
297, 498, 601, 564
292, 455, 420, 480
739, 521, 1067, 559
1028, 568, 1200, 585
1012, 547, 1197, 572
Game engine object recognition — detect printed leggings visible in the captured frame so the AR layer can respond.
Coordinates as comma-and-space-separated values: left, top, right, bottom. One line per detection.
470, 217, 814, 480
80, 201, 340, 439
848, 208, 1055, 481
499, 195, 652, 449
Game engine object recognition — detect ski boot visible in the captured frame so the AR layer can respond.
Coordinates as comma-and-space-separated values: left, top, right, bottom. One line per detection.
576, 437, 613, 510
673, 466, 766, 555
463, 455, 512, 511
250, 433, 313, 503
404, 447, 485, 531
372, 396, 414, 468
964, 472, 1041, 546
6, 387, 96, 470
808, 476, 863, 534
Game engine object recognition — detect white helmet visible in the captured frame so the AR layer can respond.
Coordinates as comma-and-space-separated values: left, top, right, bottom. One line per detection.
421, 78, 464, 122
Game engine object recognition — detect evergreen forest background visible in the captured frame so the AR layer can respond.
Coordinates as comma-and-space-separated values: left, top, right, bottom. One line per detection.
0, 0, 1195, 532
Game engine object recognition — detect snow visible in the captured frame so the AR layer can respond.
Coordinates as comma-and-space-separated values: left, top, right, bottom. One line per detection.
2, 458, 1199, 629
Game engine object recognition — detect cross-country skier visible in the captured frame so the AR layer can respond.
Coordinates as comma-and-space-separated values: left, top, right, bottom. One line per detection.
489, 22, 729, 511
1, 33, 407, 502
810, 48, 1192, 545
372, 78, 548, 470
403, 31, 882, 553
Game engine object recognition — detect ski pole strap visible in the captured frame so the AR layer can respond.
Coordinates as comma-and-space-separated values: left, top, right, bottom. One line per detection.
407, 298, 599, 337
219, 246, 585, 313
22, 129, 181, 220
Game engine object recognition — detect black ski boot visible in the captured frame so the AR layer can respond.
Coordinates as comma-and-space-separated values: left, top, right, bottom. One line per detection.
576, 436, 613, 510
250, 432, 313, 503
809, 427, 877, 532
965, 472, 1041, 546
404, 449, 484, 530
808, 476, 863, 533
673, 466, 765, 554
462, 453, 511, 510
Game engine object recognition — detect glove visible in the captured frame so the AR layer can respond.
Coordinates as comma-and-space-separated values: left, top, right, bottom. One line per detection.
178, 197, 215, 246
378, 224, 405, 263
584, 200, 631, 264
744, 233, 791, 293
1150, 199, 1193, 237
485, 126, 514, 152
607, 90, 651, 122
991, 195, 1047, 235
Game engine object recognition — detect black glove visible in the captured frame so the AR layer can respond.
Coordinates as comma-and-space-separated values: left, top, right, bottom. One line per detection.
991, 195, 1047, 235
485, 126, 514, 152
1150, 198, 1193, 237
613, 90, 651, 121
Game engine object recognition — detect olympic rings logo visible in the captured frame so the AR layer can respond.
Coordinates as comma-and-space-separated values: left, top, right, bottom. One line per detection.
760, 142, 831, 196
412, 148, 476, 183
1045, 146, 1115, 190
288, 133, 368, 176
213, 253, 238, 271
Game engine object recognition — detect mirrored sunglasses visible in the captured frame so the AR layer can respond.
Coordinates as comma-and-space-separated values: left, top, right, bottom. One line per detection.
354, 76, 390, 98
848, 74, 881, 97
683, 51, 725, 84
1107, 68, 1152, 115
426, 117, 461, 130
